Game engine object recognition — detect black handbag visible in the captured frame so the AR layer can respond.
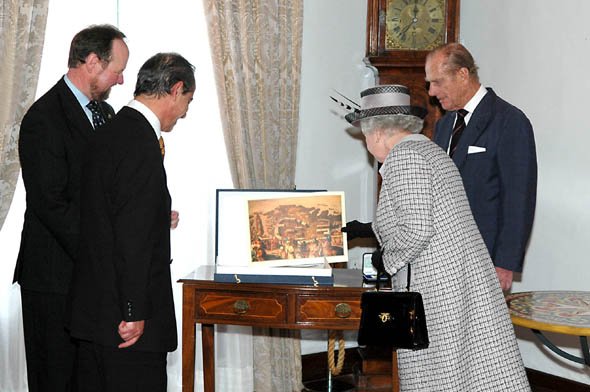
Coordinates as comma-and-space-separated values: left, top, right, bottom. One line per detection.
357, 262, 429, 350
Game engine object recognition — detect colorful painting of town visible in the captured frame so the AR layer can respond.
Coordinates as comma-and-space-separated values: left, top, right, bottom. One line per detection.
248, 194, 345, 263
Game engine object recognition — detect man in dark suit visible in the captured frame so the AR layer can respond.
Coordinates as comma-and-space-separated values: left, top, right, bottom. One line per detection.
14, 25, 128, 391
67, 52, 195, 391
425, 43, 537, 290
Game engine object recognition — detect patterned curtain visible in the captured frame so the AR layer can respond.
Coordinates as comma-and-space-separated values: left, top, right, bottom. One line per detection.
0, 4, 48, 391
203, 0, 302, 190
0, 0, 49, 230
202, 0, 304, 390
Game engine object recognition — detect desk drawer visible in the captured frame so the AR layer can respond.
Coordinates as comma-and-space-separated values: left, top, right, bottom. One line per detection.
297, 295, 362, 327
196, 292, 287, 324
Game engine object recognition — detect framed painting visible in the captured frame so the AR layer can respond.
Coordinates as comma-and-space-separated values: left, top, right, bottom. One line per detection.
215, 189, 348, 274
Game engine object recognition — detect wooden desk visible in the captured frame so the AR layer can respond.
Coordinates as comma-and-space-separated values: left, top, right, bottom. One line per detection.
179, 266, 372, 392
506, 291, 590, 366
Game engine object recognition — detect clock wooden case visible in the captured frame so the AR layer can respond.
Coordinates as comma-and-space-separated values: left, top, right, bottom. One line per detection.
365, 0, 460, 137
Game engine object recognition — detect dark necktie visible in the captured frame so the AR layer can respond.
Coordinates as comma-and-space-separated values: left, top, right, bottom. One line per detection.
86, 100, 106, 129
159, 136, 165, 158
449, 109, 468, 157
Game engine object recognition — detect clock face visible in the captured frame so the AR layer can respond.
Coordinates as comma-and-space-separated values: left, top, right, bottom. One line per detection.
386, 0, 446, 51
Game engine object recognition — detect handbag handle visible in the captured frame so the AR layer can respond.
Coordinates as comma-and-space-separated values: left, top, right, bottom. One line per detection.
375, 249, 412, 292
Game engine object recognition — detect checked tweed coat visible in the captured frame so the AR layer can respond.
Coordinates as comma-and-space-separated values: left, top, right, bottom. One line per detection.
373, 134, 531, 392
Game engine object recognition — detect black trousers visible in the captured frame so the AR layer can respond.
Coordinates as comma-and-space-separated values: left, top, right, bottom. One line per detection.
75, 340, 167, 392
21, 288, 76, 392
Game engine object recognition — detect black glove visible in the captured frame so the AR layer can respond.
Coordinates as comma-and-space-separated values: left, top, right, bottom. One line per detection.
371, 248, 386, 275
341, 220, 375, 241
371, 249, 390, 289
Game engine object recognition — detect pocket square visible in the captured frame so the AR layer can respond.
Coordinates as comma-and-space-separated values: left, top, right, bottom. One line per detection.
467, 145, 486, 154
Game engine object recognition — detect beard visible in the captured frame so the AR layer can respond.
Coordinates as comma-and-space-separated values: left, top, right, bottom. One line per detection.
90, 80, 111, 101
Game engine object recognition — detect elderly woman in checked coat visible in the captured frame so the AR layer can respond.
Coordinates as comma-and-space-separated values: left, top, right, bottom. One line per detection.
343, 85, 531, 391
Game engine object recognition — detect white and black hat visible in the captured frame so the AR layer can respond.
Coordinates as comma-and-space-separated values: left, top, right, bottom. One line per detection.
342, 84, 427, 127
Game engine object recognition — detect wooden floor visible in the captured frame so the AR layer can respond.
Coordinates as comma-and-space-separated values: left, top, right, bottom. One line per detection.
303, 374, 384, 392
301, 350, 590, 392
302, 373, 588, 392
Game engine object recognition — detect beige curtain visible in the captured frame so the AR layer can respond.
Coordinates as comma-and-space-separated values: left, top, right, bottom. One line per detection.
0, 2, 48, 391
203, 0, 304, 391
0, 0, 49, 230
204, 0, 302, 190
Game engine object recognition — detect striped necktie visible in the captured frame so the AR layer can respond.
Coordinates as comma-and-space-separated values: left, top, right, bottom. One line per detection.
449, 109, 468, 157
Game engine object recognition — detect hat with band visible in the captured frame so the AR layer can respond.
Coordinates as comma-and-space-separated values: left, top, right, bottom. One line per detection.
343, 85, 427, 127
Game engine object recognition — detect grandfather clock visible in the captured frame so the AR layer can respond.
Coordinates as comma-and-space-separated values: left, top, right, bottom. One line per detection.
365, 0, 460, 138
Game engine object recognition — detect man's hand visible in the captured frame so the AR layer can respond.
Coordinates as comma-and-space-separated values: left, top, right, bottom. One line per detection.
170, 210, 179, 229
495, 266, 514, 291
118, 320, 145, 348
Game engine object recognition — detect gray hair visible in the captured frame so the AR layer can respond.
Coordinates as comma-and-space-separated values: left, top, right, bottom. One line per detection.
427, 43, 479, 83
134, 53, 195, 97
360, 114, 424, 136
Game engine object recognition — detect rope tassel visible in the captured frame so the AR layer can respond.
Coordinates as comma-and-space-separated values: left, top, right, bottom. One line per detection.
327, 330, 346, 376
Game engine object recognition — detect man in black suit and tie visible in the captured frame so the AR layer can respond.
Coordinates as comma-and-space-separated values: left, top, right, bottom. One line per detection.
67, 52, 195, 391
14, 25, 128, 391
426, 43, 537, 290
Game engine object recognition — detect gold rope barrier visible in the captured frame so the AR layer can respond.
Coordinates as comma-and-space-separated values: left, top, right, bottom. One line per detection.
327, 330, 346, 375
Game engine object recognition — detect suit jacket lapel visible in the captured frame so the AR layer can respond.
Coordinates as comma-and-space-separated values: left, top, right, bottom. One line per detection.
120, 107, 171, 201
56, 78, 95, 138
452, 88, 496, 168
435, 115, 454, 151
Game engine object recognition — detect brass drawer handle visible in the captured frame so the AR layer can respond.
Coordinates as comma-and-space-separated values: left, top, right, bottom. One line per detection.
233, 299, 250, 314
334, 303, 352, 318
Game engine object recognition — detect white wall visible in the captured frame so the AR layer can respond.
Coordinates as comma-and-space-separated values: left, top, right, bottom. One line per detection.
296, 0, 590, 384
296, 0, 374, 355
297, 0, 375, 251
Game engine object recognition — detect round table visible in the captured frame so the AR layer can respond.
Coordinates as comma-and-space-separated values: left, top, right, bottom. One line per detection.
506, 291, 590, 366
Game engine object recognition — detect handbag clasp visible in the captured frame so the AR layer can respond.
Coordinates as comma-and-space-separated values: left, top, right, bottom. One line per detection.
378, 312, 392, 323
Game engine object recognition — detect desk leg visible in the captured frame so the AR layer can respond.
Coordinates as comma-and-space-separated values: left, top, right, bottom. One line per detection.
202, 324, 215, 392
182, 287, 197, 392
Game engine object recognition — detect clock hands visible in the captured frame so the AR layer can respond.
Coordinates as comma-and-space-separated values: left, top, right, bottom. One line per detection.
400, 20, 414, 36
399, 3, 420, 40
